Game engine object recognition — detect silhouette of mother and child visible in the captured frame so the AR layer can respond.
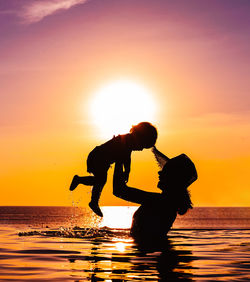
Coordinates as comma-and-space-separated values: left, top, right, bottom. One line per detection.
70, 122, 197, 243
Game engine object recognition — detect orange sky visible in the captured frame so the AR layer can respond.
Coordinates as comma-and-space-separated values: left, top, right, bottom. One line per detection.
0, 0, 250, 206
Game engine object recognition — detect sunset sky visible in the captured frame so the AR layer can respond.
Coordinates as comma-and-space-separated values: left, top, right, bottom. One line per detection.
1, 0, 250, 207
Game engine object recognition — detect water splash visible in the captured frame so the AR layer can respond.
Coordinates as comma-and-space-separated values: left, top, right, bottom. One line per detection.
69, 189, 102, 230
25, 190, 105, 239
18, 226, 130, 239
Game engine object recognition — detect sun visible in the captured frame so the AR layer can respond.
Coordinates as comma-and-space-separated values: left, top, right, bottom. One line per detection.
90, 80, 156, 138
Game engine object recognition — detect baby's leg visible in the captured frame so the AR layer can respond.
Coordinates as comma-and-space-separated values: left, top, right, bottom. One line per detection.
89, 172, 107, 217
78, 176, 95, 185
69, 175, 95, 191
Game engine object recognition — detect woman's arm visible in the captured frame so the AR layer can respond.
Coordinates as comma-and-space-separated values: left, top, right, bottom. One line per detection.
113, 162, 160, 204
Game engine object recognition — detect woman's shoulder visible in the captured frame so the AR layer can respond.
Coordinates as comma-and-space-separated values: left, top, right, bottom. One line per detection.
131, 197, 177, 241
144, 192, 172, 204
137, 194, 177, 215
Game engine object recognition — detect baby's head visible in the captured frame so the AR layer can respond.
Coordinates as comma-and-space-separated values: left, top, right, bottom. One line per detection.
130, 122, 157, 150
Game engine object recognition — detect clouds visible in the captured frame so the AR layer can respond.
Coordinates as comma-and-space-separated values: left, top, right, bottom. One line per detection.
20, 0, 89, 23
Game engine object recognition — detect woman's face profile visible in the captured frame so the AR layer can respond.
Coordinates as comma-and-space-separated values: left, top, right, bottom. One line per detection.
157, 167, 169, 190
157, 164, 178, 190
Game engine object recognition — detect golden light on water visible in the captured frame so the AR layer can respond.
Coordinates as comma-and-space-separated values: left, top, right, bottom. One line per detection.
115, 242, 126, 252
90, 80, 157, 138
100, 206, 137, 229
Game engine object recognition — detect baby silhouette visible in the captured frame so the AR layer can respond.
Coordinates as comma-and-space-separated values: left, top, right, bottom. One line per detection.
69, 122, 157, 217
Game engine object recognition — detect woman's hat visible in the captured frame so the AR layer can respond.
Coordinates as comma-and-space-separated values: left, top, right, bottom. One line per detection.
167, 154, 197, 187
152, 147, 197, 187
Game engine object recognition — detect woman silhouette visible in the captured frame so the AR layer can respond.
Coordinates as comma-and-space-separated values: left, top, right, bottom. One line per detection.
113, 147, 197, 244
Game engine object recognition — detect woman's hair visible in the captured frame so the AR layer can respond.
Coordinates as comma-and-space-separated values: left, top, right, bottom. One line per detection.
130, 122, 157, 148
176, 189, 193, 215
162, 154, 197, 215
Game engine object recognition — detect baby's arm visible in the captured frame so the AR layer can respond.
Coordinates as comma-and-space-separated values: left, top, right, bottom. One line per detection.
123, 154, 131, 183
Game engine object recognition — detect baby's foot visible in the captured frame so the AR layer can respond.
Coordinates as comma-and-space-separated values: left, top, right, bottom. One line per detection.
69, 175, 79, 191
89, 202, 103, 217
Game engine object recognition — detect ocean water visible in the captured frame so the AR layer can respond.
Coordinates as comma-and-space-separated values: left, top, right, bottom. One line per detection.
0, 206, 250, 281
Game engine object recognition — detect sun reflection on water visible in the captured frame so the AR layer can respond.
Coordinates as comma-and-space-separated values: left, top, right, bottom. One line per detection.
115, 242, 126, 252
100, 206, 138, 229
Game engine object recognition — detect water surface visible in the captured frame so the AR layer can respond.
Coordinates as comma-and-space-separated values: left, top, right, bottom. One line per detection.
0, 206, 249, 281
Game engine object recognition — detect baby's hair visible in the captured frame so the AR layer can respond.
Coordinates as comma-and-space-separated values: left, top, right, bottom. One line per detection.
130, 122, 158, 148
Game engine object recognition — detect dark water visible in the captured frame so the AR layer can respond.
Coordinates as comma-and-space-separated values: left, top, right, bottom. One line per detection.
0, 206, 250, 281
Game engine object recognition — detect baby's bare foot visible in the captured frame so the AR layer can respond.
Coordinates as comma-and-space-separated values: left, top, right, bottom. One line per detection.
69, 175, 79, 191
89, 202, 103, 217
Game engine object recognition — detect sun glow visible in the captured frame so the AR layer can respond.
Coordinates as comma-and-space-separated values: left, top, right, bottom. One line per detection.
115, 242, 126, 252
90, 80, 156, 138
100, 206, 137, 229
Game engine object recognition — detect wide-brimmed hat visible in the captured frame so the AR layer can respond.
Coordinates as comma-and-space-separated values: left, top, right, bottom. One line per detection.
152, 147, 197, 188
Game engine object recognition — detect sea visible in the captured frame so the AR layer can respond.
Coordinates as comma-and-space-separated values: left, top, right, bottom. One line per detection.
0, 206, 250, 281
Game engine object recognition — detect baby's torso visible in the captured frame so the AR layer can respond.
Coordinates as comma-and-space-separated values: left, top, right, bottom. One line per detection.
96, 134, 132, 165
